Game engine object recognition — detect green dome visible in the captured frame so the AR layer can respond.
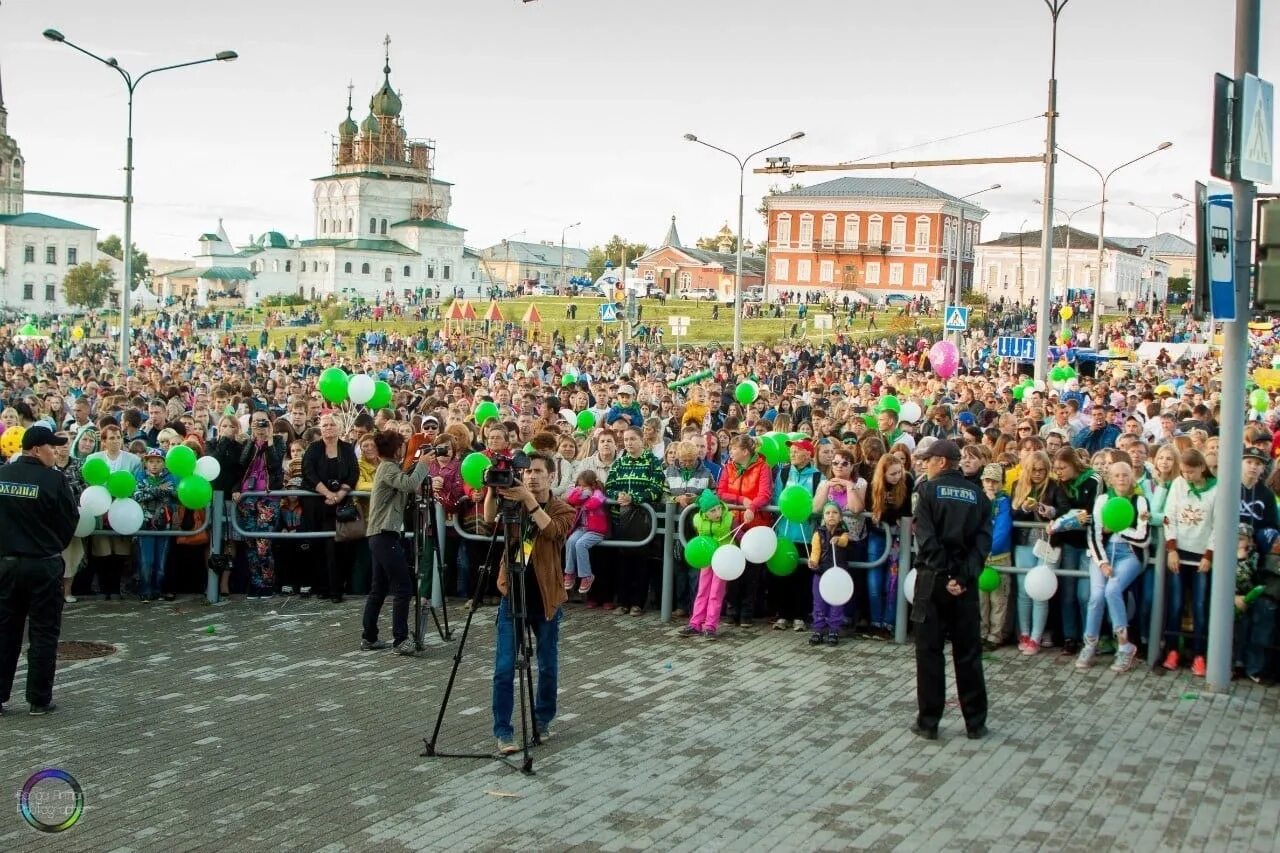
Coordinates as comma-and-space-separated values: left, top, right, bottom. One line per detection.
338, 114, 358, 139
370, 65, 401, 117
361, 111, 381, 135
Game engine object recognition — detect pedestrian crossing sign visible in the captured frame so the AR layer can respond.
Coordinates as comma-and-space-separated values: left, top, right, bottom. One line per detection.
944, 306, 969, 332
599, 303, 618, 323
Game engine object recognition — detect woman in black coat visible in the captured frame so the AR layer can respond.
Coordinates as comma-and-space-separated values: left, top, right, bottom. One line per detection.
210, 415, 246, 597
302, 412, 359, 602
234, 414, 286, 598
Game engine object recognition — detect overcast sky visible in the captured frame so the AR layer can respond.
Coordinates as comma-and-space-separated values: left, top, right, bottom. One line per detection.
1, 0, 1275, 260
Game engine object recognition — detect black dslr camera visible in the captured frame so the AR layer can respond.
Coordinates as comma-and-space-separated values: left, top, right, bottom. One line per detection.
486, 452, 532, 524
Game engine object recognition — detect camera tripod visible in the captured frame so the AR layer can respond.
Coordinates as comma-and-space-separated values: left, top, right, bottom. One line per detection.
408, 474, 452, 650
421, 502, 542, 774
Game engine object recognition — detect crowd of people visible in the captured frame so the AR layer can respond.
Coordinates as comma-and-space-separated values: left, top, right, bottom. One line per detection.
2, 296, 1279, 687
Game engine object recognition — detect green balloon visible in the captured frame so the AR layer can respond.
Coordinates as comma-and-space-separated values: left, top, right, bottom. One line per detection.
778, 484, 812, 523
367, 380, 393, 410
1251, 388, 1269, 413
684, 535, 718, 569
107, 470, 136, 499
759, 433, 788, 466
978, 567, 1001, 593
1100, 496, 1136, 533
863, 414, 878, 429
561, 373, 577, 387
1012, 385, 1026, 401
474, 401, 500, 426
177, 476, 213, 510
878, 395, 901, 414
523, 443, 534, 454
81, 457, 110, 486
735, 380, 759, 405
766, 539, 799, 576
166, 444, 197, 479
460, 452, 492, 489
20, 324, 37, 336
576, 410, 596, 431
787, 431, 807, 442
317, 367, 349, 404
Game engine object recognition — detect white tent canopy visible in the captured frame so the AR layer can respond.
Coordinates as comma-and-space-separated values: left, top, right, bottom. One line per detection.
1135, 341, 1212, 362
131, 284, 163, 310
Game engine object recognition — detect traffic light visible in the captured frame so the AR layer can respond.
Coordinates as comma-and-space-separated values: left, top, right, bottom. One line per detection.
1258, 198, 1280, 309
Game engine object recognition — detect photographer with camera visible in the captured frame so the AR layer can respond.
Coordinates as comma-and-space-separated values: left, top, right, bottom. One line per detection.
483, 451, 574, 755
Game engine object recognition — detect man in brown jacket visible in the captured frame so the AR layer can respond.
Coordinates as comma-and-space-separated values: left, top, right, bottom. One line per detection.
483, 451, 575, 754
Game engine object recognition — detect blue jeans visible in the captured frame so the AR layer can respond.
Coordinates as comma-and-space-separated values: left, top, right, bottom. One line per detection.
1085, 540, 1143, 639
1059, 544, 1088, 642
864, 531, 888, 628
1235, 597, 1277, 678
565, 529, 603, 579
1167, 556, 1210, 655
1014, 543, 1048, 641
492, 597, 561, 741
137, 536, 170, 598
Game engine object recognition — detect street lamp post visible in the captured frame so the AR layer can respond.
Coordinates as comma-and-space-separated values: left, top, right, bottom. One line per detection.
1035, 198, 1103, 301
1034, 0, 1071, 384
559, 221, 580, 293
43, 28, 237, 371
949, 183, 1000, 345
683, 130, 805, 356
1128, 197, 1189, 307
1057, 141, 1172, 348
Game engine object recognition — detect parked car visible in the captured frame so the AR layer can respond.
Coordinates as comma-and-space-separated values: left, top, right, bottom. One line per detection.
884, 293, 910, 306
683, 288, 716, 301
531, 283, 556, 296
743, 287, 765, 303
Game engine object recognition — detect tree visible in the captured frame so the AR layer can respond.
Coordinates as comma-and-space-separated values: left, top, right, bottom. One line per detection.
1167, 276, 1191, 302
586, 235, 649, 280
97, 234, 151, 287
63, 259, 116, 309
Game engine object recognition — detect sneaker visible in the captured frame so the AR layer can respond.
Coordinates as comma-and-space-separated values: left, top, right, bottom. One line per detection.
825, 633, 840, 647
29, 703, 57, 716
966, 725, 989, 740
1162, 650, 1180, 671
703, 628, 718, 640
536, 725, 551, 742
1039, 635, 1056, 649
738, 619, 754, 629
1017, 634, 1032, 653
585, 599, 600, 609
360, 639, 389, 651
1110, 644, 1137, 673
673, 608, 687, 618
281, 585, 295, 595
299, 586, 312, 597
64, 594, 77, 604
602, 602, 616, 611
1062, 639, 1080, 656
678, 625, 703, 638
629, 606, 643, 617
1075, 639, 1099, 670
246, 595, 261, 601
578, 576, 594, 594
393, 639, 416, 656
982, 639, 998, 652
163, 593, 176, 601
809, 631, 826, 646
563, 573, 575, 590
773, 618, 788, 631
792, 619, 807, 632
496, 738, 518, 755
1191, 655, 1206, 677
1022, 638, 1040, 656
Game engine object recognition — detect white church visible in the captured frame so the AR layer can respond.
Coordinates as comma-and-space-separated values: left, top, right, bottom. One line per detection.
161, 43, 485, 307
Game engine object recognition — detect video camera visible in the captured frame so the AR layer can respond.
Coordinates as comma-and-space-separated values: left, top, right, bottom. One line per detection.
484, 451, 531, 490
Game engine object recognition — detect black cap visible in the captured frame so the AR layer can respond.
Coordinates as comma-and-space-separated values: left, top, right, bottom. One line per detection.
1242, 447, 1269, 463
21, 425, 68, 450
915, 438, 960, 462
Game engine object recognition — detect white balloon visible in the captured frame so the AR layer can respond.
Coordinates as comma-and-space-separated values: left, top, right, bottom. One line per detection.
1025, 564, 1059, 602
711, 544, 746, 581
740, 526, 778, 563
195, 455, 221, 482
347, 373, 375, 405
904, 568, 919, 604
80, 485, 111, 516
107, 498, 144, 536
818, 567, 855, 606
874, 359, 888, 376
74, 506, 97, 538
899, 401, 922, 424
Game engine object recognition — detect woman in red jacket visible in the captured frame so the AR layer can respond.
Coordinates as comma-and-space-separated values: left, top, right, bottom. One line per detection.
717, 434, 774, 628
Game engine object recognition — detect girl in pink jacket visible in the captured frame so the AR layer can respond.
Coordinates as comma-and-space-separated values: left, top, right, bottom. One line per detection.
564, 470, 608, 594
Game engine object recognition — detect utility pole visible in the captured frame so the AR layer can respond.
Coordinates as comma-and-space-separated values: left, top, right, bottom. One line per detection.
1034, 0, 1070, 384
1206, 0, 1261, 692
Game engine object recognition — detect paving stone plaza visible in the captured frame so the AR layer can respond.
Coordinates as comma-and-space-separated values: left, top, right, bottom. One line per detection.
1, 598, 1278, 851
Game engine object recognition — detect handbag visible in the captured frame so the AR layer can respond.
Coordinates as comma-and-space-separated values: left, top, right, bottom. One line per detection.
334, 501, 365, 542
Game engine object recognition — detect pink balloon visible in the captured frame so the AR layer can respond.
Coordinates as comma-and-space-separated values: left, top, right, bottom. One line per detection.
929, 340, 959, 379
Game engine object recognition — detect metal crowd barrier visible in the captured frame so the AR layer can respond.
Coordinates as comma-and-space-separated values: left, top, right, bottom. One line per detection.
228, 490, 371, 539
87, 517, 210, 538
673, 502, 893, 570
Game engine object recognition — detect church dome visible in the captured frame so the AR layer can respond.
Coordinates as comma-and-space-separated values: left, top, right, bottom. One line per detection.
338, 114, 358, 139
370, 65, 402, 117
361, 111, 381, 135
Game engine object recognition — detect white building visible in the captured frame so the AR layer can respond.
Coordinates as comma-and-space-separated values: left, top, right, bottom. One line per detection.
159, 46, 486, 307
974, 225, 1168, 308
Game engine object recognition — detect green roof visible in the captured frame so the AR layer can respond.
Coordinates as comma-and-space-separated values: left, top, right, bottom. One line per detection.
311, 170, 453, 186
391, 218, 464, 231
298, 237, 420, 256
198, 233, 220, 241
161, 265, 256, 281
0, 212, 94, 230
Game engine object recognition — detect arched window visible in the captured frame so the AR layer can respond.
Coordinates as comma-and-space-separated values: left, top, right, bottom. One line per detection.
775, 214, 791, 248
321, 219, 327, 234
285, 260, 292, 272
344, 262, 353, 274
403, 265, 411, 277
369, 217, 377, 234
679, 272, 691, 288
890, 215, 907, 249
798, 213, 814, 248
347, 218, 353, 232
380, 219, 387, 235
914, 216, 931, 251
843, 214, 860, 248
361, 263, 371, 275
867, 215, 883, 246
384, 267, 392, 282
820, 214, 836, 247
272, 260, 279, 273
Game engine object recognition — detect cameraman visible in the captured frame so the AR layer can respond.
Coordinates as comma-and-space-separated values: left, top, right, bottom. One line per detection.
483, 451, 574, 755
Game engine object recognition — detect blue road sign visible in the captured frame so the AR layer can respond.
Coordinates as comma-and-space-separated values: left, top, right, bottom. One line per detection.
944, 306, 970, 332
1207, 189, 1236, 322
1237, 74, 1274, 185
996, 336, 1037, 361
599, 303, 618, 323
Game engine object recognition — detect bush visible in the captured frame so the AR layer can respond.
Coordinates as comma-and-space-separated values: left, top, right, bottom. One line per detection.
261, 294, 308, 307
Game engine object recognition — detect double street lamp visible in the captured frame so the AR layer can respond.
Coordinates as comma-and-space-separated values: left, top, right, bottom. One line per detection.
683, 130, 805, 356
559, 221, 580, 291
1034, 197, 1102, 300
43, 28, 238, 370
1055, 141, 1172, 347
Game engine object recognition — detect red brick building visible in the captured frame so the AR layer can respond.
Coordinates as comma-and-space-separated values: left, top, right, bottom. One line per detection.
632, 217, 764, 300
761, 177, 988, 302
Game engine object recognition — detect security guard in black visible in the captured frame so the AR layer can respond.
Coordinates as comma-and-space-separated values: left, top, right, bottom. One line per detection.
0, 426, 78, 715
910, 439, 992, 740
